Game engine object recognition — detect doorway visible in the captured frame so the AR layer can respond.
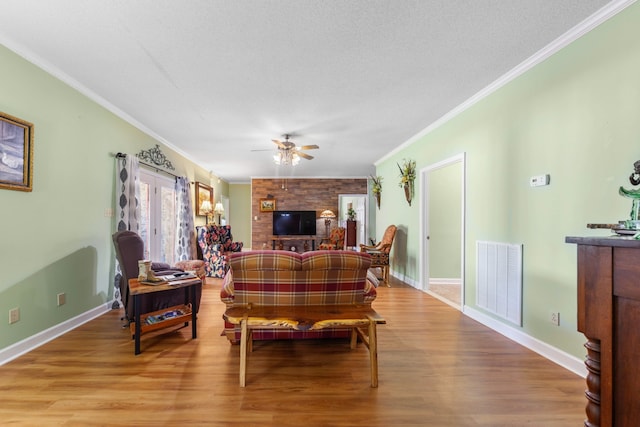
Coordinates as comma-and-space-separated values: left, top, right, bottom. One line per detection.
338, 194, 367, 248
420, 153, 465, 309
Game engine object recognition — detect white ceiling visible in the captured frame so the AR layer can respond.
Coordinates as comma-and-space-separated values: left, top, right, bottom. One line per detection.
0, 1, 622, 182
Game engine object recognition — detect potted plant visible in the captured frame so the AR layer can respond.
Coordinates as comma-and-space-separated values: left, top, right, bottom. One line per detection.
347, 206, 357, 221
398, 159, 416, 206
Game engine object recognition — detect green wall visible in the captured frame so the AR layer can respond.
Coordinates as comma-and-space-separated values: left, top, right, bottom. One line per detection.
376, 3, 640, 358
229, 183, 252, 248
0, 45, 211, 350
428, 161, 462, 279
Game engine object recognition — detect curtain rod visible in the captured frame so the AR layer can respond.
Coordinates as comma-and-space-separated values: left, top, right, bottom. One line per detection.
114, 152, 181, 180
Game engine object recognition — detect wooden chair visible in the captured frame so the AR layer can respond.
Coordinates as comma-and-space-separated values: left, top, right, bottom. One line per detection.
360, 225, 397, 285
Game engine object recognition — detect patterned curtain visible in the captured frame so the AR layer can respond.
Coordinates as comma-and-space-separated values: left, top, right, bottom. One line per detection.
175, 177, 196, 261
112, 154, 140, 309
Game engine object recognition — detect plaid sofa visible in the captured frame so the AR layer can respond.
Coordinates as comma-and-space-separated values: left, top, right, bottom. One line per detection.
220, 250, 377, 344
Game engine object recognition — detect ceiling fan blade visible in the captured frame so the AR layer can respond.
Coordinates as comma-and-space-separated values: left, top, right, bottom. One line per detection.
297, 152, 314, 160
272, 139, 287, 149
297, 144, 319, 150
250, 149, 273, 152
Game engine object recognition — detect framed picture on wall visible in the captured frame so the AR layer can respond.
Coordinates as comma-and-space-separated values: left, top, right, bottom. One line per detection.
0, 112, 34, 192
195, 182, 213, 215
260, 198, 276, 212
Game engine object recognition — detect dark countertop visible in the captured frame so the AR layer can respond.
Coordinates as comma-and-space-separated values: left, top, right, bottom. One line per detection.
566, 235, 640, 248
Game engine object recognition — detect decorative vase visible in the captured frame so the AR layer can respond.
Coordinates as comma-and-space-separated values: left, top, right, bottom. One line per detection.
375, 192, 381, 209
404, 182, 412, 206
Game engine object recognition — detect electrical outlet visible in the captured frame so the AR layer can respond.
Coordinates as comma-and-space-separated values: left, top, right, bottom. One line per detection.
9, 307, 20, 324
57, 292, 66, 306
550, 311, 560, 326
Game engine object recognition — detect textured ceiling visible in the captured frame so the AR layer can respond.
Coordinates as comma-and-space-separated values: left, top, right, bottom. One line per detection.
0, 1, 622, 182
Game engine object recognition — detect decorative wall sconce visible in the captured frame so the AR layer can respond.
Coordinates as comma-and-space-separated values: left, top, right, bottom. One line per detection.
370, 175, 382, 209
398, 159, 416, 206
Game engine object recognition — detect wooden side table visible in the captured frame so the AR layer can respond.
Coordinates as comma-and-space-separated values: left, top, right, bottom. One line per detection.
224, 304, 385, 387
128, 277, 201, 355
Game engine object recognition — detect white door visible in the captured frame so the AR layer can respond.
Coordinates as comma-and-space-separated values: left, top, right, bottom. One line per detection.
139, 169, 177, 264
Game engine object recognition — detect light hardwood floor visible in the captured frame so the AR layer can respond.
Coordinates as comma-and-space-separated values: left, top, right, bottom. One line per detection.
0, 277, 587, 426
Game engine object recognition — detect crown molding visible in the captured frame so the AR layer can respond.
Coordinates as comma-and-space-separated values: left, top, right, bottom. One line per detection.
375, 0, 637, 166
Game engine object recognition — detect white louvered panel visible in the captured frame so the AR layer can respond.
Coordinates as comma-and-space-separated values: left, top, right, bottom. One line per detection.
476, 241, 522, 326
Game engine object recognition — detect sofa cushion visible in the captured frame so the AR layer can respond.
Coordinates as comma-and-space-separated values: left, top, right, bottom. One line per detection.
301, 250, 371, 270
366, 270, 380, 288
235, 271, 368, 306
221, 268, 378, 305
228, 250, 302, 271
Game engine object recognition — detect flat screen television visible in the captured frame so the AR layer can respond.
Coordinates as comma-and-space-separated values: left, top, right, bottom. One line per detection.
272, 210, 317, 236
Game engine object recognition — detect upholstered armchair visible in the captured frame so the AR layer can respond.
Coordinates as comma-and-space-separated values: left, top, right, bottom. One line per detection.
196, 225, 244, 277
360, 224, 397, 285
318, 227, 346, 250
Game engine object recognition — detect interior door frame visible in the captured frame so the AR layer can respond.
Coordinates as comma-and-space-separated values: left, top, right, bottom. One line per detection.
419, 152, 466, 310
338, 194, 368, 247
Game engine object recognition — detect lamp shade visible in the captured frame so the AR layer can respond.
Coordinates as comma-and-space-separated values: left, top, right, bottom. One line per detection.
320, 209, 336, 219
214, 202, 225, 214
200, 200, 213, 214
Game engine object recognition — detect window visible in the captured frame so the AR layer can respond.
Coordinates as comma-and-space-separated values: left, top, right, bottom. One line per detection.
139, 169, 176, 265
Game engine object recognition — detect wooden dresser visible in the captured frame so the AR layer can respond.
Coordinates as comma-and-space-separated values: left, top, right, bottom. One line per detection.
566, 236, 640, 427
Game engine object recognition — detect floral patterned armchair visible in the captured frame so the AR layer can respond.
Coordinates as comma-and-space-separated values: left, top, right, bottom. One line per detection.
196, 225, 244, 277
318, 227, 346, 250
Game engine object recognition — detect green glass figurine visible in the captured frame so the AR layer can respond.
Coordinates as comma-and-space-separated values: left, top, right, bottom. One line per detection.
619, 160, 640, 232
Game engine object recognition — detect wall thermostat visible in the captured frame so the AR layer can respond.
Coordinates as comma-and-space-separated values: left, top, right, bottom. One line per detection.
530, 174, 550, 187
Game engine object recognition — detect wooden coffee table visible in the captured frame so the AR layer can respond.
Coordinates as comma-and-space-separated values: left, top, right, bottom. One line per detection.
128, 277, 201, 355
223, 304, 385, 387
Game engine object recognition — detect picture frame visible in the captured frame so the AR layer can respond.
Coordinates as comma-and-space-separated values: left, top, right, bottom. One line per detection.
0, 112, 34, 192
260, 198, 276, 212
195, 181, 214, 216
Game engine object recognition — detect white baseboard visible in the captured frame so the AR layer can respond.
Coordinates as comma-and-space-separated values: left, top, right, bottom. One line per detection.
0, 302, 113, 366
429, 278, 461, 286
389, 270, 586, 378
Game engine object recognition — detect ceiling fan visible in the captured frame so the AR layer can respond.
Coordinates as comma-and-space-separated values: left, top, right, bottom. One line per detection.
257, 134, 319, 165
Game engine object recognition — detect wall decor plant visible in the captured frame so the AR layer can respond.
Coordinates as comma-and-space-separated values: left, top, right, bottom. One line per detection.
370, 175, 383, 209
398, 159, 416, 206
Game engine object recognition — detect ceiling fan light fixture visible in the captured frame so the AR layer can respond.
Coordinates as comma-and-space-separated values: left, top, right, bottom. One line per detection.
273, 148, 300, 166
271, 134, 316, 166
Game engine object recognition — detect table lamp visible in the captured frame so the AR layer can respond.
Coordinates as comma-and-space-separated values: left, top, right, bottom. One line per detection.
320, 209, 336, 236
214, 201, 225, 225
200, 200, 213, 225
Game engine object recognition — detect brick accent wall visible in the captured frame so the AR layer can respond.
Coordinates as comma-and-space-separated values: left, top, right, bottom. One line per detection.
252, 178, 367, 251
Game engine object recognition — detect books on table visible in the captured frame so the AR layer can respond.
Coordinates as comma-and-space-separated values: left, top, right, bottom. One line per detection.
140, 272, 198, 286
